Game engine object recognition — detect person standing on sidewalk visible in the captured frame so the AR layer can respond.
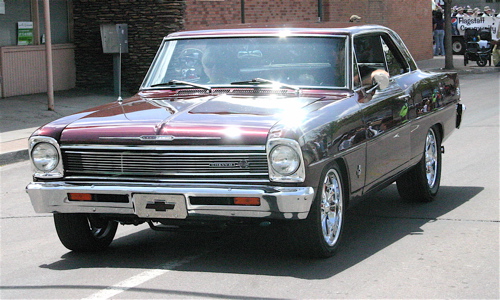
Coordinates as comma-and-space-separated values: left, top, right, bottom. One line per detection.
433, 10, 445, 56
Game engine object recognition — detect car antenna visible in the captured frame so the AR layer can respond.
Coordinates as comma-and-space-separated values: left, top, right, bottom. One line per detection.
117, 41, 123, 104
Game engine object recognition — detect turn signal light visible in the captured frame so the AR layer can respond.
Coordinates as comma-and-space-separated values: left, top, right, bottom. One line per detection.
68, 193, 93, 201
234, 197, 260, 206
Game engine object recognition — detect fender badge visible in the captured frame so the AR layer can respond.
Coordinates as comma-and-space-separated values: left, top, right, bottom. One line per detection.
140, 135, 175, 141
209, 159, 249, 169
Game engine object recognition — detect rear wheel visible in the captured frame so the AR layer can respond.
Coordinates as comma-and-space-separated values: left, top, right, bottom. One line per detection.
477, 56, 488, 67
452, 37, 465, 55
397, 127, 442, 202
292, 162, 346, 258
54, 213, 118, 252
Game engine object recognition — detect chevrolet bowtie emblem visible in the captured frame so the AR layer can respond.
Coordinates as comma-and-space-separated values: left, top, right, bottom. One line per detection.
145, 200, 175, 212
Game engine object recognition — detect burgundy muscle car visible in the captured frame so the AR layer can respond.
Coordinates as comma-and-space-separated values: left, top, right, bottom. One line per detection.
26, 25, 464, 258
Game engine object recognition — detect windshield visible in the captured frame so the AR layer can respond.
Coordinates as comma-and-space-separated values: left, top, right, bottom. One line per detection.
142, 36, 347, 89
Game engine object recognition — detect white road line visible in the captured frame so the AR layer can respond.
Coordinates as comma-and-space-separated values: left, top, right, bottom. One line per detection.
82, 254, 201, 300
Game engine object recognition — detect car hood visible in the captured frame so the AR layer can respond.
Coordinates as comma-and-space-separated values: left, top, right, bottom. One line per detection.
58, 93, 327, 145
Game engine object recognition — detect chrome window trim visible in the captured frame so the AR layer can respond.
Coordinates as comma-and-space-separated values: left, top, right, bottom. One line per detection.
351, 27, 418, 89
140, 34, 350, 90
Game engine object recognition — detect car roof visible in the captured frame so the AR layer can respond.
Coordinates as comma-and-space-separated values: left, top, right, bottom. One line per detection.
166, 24, 390, 39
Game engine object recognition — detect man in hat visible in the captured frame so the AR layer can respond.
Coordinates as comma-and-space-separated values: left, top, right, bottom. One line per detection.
483, 6, 494, 17
349, 15, 362, 23
455, 7, 466, 17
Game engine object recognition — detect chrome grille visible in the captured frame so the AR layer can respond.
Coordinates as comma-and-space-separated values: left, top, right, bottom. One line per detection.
62, 145, 269, 179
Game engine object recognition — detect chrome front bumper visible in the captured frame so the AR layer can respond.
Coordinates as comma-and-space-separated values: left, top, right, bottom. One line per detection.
26, 182, 315, 220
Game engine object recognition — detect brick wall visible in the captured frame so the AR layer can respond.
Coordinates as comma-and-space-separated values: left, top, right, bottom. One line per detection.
184, 0, 241, 27
244, 0, 318, 23
185, 0, 432, 61
185, 0, 318, 27
386, 1, 433, 61
321, 0, 432, 61
73, 0, 185, 93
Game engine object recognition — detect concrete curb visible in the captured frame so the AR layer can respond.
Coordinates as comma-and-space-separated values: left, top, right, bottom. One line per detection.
0, 149, 29, 166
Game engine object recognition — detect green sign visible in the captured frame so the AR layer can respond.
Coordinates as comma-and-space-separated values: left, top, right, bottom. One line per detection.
17, 22, 34, 45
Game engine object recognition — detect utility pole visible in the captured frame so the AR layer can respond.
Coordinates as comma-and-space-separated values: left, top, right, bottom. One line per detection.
443, 0, 454, 69
43, 0, 54, 110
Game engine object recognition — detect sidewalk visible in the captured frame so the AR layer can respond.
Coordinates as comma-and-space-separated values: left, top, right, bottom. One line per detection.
0, 89, 119, 165
1, 55, 498, 166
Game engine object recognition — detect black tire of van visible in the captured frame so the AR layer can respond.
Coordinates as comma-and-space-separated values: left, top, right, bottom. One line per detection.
452, 36, 465, 55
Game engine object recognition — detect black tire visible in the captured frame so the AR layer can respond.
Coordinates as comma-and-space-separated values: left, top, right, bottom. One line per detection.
452, 38, 465, 55
477, 56, 487, 67
291, 162, 346, 258
397, 127, 442, 202
54, 213, 118, 252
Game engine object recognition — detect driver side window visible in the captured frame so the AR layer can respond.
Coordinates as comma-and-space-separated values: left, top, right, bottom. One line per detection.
381, 35, 410, 77
353, 34, 386, 86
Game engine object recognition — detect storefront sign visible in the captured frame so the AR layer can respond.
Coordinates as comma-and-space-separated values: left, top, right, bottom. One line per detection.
17, 22, 34, 45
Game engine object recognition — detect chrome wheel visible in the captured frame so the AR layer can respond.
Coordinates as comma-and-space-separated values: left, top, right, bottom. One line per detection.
291, 162, 346, 258
320, 168, 344, 247
397, 126, 442, 202
425, 129, 438, 189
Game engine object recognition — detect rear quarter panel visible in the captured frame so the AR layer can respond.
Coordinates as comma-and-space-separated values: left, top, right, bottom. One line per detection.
401, 70, 460, 163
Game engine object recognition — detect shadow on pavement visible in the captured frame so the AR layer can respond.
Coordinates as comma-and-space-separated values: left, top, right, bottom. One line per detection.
37, 185, 483, 281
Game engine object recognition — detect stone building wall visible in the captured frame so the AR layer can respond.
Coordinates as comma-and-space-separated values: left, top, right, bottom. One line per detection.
73, 0, 185, 93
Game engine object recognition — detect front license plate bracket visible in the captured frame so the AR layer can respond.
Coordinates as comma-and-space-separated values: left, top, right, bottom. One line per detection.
134, 194, 187, 219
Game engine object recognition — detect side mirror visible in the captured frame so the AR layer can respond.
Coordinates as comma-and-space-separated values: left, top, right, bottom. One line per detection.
366, 70, 390, 94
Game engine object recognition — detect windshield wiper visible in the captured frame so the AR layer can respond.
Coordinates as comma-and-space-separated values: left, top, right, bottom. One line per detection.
150, 80, 212, 92
231, 78, 300, 94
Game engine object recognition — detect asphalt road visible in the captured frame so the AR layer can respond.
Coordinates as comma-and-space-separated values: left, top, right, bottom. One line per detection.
1, 72, 498, 299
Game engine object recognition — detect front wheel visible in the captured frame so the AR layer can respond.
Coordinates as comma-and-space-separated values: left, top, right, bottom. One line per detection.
397, 127, 442, 202
54, 213, 118, 252
291, 162, 346, 258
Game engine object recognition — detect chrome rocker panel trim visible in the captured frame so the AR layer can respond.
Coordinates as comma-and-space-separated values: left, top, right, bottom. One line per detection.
26, 182, 315, 220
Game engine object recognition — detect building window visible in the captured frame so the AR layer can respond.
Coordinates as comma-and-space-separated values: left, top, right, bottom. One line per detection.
0, 0, 72, 47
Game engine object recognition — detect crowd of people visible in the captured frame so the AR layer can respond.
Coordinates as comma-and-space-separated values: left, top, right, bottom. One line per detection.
451, 5, 497, 17
432, 4, 500, 66
433, 0, 498, 17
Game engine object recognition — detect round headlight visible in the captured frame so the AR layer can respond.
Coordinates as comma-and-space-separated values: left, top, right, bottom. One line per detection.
270, 144, 300, 175
31, 143, 59, 172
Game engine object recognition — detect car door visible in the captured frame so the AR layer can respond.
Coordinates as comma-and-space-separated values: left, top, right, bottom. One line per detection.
353, 33, 411, 191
